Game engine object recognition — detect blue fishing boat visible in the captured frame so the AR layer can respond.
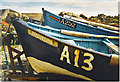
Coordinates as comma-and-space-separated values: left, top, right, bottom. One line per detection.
12, 19, 119, 81
42, 8, 119, 36
59, 12, 119, 31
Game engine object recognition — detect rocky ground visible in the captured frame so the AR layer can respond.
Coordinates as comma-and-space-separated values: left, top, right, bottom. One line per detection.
0, 45, 27, 81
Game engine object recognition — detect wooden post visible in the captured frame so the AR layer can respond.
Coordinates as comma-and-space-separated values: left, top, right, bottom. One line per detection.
17, 56, 25, 74
6, 34, 25, 74
7, 34, 16, 74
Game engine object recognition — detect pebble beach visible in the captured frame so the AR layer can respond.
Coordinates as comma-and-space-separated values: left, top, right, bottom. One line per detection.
0, 44, 27, 81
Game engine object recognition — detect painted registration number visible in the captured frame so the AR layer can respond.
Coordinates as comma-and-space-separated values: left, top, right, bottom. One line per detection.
60, 46, 94, 71
60, 18, 77, 28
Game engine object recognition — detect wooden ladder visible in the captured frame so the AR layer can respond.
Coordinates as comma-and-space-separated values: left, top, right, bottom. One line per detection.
3, 34, 40, 81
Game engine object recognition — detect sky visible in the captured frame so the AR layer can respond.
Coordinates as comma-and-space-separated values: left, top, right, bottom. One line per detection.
0, 0, 119, 17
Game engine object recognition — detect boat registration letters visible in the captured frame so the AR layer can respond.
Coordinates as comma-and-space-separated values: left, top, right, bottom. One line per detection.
60, 46, 94, 71
28, 29, 58, 47
60, 18, 77, 28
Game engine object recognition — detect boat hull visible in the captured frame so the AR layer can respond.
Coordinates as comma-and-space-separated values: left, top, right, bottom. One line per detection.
12, 20, 119, 81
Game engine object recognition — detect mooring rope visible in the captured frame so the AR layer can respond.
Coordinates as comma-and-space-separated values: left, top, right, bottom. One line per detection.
2, 22, 12, 71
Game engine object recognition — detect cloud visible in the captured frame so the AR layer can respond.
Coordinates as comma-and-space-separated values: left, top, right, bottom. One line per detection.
1, 1, 118, 16
0, 5, 42, 13
2, 0, 118, 2
46, 1, 118, 16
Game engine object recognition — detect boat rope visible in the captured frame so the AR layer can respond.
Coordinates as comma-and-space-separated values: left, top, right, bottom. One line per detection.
3, 43, 10, 71
2, 21, 12, 71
